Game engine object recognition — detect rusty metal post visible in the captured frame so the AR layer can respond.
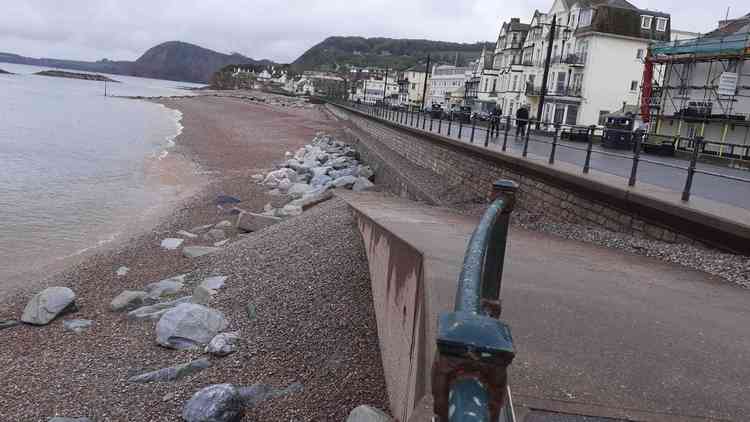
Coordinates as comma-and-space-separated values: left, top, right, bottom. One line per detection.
682, 136, 703, 201
629, 130, 644, 187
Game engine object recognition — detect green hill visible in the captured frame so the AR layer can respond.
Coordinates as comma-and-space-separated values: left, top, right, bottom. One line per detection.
293, 36, 493, 71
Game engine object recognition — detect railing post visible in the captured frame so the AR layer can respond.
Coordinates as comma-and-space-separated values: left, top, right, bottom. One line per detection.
682, 136, 703, 201
438, 116, 443, 134
583, 125, 595, 174
448, 119, 452, 137
502, 116, 510, 152
549, 123, 560, 164
430, 117, 434, 132
484, 122, 491, 147
410, 110, 414, 126
423, 112, 427, 130
522, 119, 531, 158
459, 121, 464, 139
470, 119, 476, 143
629, 130, 643, 187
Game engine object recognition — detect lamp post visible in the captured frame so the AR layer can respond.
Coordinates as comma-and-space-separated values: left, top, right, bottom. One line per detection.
537, 14, 556, 129
420, 55, 431, 113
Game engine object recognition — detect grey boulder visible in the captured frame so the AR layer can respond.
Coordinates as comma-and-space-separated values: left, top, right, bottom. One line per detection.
182, 384, 244, 422
346, 405, 393, 422
333, 175, 358, 188
200, 276, 228, 290
128, 296, 192, 321
236, 211, 281, 233
183, 246, 222, 258
156, 303, 228, 350
238, 382, 303, 407
352, 177, 375, 192
21, 287, 77, 326
145, 276, 186, 299
204, 229, 226, 242
128, 358, 210, 383
205, 332, 240, 356
110, 290, 148, 312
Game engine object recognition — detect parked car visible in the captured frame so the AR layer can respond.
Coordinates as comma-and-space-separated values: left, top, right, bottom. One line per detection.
642, 133, 676, 156
429, 104, 444, 119
601, 114, 635, 150
450, 106, 472, 124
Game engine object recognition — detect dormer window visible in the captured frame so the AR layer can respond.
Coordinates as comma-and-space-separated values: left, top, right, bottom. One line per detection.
656, 17, 668, 32
579, 9, 592, 27
641, 15, 653, 30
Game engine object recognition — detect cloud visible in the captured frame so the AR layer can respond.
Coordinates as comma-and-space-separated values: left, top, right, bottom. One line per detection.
0, 0, 742, 63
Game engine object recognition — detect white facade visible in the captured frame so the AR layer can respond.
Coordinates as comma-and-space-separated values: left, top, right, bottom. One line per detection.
351, 77, 400, 104
427, 65, 473, 109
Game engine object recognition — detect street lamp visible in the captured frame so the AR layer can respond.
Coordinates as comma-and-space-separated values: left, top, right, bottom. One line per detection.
535, 16, 573, 128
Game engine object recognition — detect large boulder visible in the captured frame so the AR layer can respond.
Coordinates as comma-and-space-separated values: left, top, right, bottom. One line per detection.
236, 211, 282, 233
21, 287, 76, 326
161, 238, 185, 250
110, 290, 148, 312
204, 229, 226, 242
156, 303, 228, 350
333, 175, 358, 188
346, 405, 393, 422
128, 296, 192, 321
287, 183, 313, 199
128, 358, 210, 383
353, 177, 375, 192
263, 168, 297, 188
145, 275, 186, 299
310, 174, 332, 188
182, 384, 244, 422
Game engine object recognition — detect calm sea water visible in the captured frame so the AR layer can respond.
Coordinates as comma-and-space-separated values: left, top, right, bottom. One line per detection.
0, 63, 204, 287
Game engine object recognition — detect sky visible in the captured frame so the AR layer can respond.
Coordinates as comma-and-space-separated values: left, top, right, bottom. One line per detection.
0, 0, 746, 63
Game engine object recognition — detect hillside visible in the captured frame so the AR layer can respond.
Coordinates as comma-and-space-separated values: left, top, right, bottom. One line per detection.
0, 42, 272, 83
293, 36, 493, 70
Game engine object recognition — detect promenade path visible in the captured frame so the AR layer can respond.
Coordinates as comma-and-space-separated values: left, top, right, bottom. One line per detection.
340, 191, 750, 422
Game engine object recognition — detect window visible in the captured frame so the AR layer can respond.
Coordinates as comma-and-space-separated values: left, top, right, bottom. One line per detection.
641, 15, 653, 30
636, 49, 644, 59
656, 17, 668, 32
491, 79, 497, 92
579, 9, 592, 27
512, 75, 518, 91
630, 80, 639, 91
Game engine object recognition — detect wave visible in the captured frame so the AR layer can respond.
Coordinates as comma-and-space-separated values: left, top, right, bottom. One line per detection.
156, 106, 184, 160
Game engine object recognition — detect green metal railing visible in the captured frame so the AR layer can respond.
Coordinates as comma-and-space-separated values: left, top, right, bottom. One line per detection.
432, 180, 518, 422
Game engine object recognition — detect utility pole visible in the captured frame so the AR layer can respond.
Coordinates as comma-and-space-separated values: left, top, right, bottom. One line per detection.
104, 79, 108, 97
383, 67, 389, 104
537, 14, 557, 128
420, 55, 431, 112
363, 79, 368, 103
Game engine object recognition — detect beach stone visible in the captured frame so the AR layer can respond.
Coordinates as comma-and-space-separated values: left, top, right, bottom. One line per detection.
311, 166, 331, 178
331, 156, 350, 169
214, 220, 233, 229
251, 174, 264, 183
269, 194, 292, 208
145, 276, 185, 299
192, 285, 216, 306
214, 239, 230, 247
63, 319, 93, 334
200, 276, 228, 290
215, 195, 241, 206
310, 174, 332, 188
296, 190, 334, 210
182, 384, 244, 422
353, 177, 375, 192
277, 178, 293, 192
277, 204, 303, 218
238, 382, 303, 407
358, 165, 375, 179
156, 303, 228, 350
127, 296, 192, 321
128, 358, 210, 383
177, 230, 198, 239
236, 211, 282, 233
205, 332, 240, 356
346, 405, 393, 422
115, 266, 130, 276
183, 246, 222, 258
330, 167, 358, 179
263, 168, 296, 188
204, 229, 226, 242
110, 290, 148, 312
48, 418, 92, 422
0, 320, 20, 330
161, 238, 184, 250
333, 175, 358, 188
21, 287, 77, 326
287, 183, 313, 199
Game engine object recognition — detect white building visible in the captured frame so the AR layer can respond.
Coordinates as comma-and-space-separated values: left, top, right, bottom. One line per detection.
402, 64, 429, 110
649, 12, 750, 153
465, 47, 501, 113
427, 65, 473, 109
351, 77, 400, 104
491, 0, 671, 128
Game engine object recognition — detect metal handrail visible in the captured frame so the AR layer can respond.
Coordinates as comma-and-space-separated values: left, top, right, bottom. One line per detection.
433, 180, 518, 422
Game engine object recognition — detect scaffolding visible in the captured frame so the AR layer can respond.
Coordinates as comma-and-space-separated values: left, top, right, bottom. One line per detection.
642, 30, 750, 158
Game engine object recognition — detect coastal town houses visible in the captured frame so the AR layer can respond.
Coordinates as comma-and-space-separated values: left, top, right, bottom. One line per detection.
647, 12, 750, 155
491, 0, 671, 128
465, 47, 500, 113
350, 76, 400, 104
402, 64, 429, 110
427, 64, 474, 109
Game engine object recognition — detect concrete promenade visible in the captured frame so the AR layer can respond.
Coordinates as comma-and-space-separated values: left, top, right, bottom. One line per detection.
340, 190, 750, 422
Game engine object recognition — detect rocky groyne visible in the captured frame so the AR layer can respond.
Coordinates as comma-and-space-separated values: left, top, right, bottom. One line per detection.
35, 70, 119, 82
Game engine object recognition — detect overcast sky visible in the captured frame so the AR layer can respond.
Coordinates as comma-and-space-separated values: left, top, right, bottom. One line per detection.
1, 1, 745, 63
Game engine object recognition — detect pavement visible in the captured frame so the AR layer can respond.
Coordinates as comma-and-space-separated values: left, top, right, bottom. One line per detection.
339, 191, 750, 422
350, 105, 750, 210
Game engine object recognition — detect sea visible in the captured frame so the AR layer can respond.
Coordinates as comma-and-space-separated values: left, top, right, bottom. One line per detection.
0, 63, 205, 291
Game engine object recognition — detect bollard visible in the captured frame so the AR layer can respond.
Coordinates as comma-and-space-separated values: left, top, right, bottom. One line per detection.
522, 120, 532, 158
682, 137, 703, 201
583, 125, 595, 174
502, 116, 510, 152
470, 119, 476, 143
549, 123, 560, 164
628, 130, 643, 187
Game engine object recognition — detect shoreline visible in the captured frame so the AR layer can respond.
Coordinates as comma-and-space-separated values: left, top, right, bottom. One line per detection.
0, 92, 388, 421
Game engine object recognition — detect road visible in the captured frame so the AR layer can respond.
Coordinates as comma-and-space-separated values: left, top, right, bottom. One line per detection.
353, 105, 750, 210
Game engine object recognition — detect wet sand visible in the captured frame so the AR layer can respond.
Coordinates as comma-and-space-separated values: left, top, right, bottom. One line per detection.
0, 94, 388, 421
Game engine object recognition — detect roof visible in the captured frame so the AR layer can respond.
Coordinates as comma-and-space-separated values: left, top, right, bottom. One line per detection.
508, 18, 531, 32
406, 64, 428, 73
705, 13, 750, 38
652, 12, 750, 57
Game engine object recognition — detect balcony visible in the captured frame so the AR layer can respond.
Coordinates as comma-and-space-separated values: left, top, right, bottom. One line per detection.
525, 84, 583, 98
563, 53, 587, 66
522, 59, 533, 66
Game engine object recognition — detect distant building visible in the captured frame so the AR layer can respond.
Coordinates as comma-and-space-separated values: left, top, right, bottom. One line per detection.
403, 64, 429, 110
465, 47, 500, 113
351, 76, 400, 104
427, 64, 473, 109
